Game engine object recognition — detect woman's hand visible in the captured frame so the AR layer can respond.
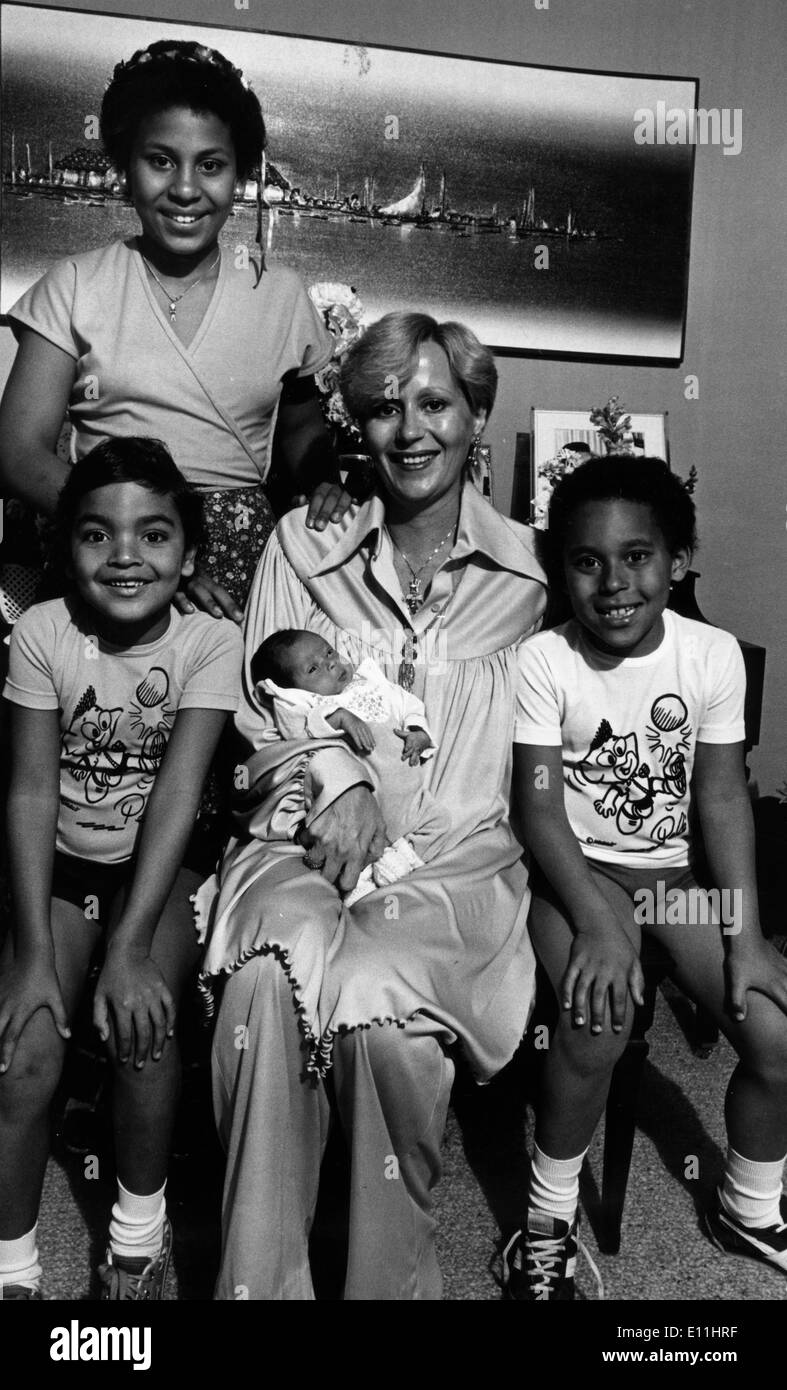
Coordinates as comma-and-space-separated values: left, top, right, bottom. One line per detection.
726, 939, 787, 1022
291, 482, 354, 531
561, 917, 645, 1035
175, 569, 243, 623
300, 785, 387, 892
0, 958, 71, 1073
93, 944, 176, 1069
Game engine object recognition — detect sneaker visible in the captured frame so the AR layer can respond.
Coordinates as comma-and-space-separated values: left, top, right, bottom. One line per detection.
704, 1191, 787, 1274
98, 1219, 173, 1301
1, 1284, 43, 1300
503, 1210, 578, 1300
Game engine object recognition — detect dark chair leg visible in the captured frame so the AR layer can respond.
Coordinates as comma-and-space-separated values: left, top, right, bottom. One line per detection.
598, 1038, 650, 1254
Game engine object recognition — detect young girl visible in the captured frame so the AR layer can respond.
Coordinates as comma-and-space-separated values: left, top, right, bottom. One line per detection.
0, 37, 341, 625
510, 456, 787, 1300
0, 438, 243, 1300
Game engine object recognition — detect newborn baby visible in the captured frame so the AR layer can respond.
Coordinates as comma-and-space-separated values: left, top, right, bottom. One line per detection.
250, 629, 449, 905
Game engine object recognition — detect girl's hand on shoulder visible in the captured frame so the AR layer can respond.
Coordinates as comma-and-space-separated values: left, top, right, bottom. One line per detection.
0, 959, 71, 1073
175, 570, 243, 623
93, 943, 175, 1069
562, 913, 645, 1035
294, 481, 353, 531
726, 938, 787, 1022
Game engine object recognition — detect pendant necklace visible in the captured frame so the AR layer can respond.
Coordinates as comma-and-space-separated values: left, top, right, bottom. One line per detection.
142, 249, 221, 323
388, 519, 457, 617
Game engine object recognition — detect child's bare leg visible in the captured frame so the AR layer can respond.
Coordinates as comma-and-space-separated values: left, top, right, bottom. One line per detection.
649, 900, 787, 1159
108, 867, 203, 1197
0, 901, 100, 1236
530, 872, 641, 1158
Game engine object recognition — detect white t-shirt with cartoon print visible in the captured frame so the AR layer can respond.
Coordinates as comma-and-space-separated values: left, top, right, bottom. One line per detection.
514, 609, 746, 868
4, 597, 243, 863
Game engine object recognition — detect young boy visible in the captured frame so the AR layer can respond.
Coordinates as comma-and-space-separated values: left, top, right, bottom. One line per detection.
510, 455, 787, 1300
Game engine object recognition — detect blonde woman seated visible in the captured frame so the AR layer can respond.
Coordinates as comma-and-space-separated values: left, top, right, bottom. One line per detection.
198, 311, 548, 1299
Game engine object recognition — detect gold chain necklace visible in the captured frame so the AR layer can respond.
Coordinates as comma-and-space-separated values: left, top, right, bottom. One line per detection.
142, 249, 221, 323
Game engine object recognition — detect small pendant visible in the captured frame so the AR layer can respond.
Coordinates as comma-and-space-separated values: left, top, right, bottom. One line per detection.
169, 303, 177, 322
406, 577, 421, 615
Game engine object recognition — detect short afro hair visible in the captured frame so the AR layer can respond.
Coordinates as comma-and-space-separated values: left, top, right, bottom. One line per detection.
545, 455, 697, 580
101, 39, 265, 181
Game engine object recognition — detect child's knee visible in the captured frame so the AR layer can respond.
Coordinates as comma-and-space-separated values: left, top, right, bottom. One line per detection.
551, 1013, 630, 1075
0, 1024, 65, 1112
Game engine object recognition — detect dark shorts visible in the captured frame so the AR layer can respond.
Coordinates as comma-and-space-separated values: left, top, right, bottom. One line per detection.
51, 850, 133, 922
51, 841, 209, 923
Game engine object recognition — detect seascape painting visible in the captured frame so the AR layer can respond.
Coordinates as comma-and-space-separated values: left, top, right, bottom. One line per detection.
1, 4, 697, 359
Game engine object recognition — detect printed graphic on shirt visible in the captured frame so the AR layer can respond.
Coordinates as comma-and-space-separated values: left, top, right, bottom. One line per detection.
568, 694, 692, 845
62, 667, 175, 829
315, 674, 389, 723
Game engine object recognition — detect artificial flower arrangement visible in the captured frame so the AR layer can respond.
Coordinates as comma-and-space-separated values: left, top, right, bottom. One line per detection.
307, 281, 366, 449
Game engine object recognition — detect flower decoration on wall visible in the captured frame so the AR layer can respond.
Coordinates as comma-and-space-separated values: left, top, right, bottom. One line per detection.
308, 281, 366, 449
589, 396, 634, 453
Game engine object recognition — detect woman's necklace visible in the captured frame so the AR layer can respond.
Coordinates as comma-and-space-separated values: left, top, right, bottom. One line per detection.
388, 519, 457, 616
142, 249, 221, 323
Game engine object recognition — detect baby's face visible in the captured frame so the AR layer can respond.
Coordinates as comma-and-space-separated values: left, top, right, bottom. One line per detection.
286, 634, 354, 695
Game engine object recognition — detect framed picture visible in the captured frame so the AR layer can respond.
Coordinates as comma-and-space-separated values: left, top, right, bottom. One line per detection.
530, 407, 669, 527
0, 3, 696, 361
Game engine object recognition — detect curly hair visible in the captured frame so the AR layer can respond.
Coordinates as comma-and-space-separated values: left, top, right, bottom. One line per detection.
53, 436, 206, 564
100, 39, 265, 180
340, 311, 497, 423
545, 455, 697, 579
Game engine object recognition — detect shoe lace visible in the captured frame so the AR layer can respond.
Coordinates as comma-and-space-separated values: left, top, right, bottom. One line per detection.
525, 1228, 570, 1297
500, 1228, 606, 1301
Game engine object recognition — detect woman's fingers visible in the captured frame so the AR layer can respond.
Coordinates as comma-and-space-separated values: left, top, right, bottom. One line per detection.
173, 588, 196, 615
184, 576, 243, 623
305, 484, 353, 530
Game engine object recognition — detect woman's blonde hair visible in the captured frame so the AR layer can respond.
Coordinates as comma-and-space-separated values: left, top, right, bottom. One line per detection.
340, 311, 497, 423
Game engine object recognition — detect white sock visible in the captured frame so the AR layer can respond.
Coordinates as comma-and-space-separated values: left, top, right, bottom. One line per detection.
0, 1225, 42, 1292
720, 1146, 785, 1230
108, 1180, 167, 1261
528, 1143, 587, 1223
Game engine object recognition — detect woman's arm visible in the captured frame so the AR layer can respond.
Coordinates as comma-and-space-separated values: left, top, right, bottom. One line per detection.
271, 372, 352, 529
93, 706, 228, 1065
0, 705, 71, 1071
694, 740, 787, 1019
0, 329, 76, 514
513, 743, 644, 1030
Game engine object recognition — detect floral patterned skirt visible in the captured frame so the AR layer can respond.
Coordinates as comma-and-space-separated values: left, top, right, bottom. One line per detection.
188, 484, 276, 870
198, 484, 276, 611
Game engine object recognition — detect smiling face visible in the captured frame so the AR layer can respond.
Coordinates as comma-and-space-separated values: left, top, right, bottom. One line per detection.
563, 499, 690, 658
70, 482, 195, 645
283, 634, 354, 696
361, 341, 487, 517
128, 106, 237, 270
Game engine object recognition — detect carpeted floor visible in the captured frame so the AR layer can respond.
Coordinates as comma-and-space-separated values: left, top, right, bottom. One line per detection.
30, 977, 787, 1302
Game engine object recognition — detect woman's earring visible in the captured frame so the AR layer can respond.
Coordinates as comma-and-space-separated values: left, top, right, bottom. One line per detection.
468, 433, 482, 470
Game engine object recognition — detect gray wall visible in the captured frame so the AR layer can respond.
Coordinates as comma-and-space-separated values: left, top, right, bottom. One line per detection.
2, 0, 785, 791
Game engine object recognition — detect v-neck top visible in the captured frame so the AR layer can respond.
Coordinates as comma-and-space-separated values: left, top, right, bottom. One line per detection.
8, 238, 333, 490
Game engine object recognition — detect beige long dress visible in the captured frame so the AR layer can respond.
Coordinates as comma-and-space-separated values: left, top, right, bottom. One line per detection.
197, 481, 547, 1080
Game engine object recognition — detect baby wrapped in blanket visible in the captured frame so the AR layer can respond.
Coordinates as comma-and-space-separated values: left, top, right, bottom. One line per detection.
251, 629, 450, 905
